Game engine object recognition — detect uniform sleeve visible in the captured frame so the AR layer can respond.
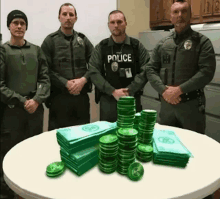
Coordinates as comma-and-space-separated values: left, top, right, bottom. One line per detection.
41, 36, 68, 90
127, 42, 150, 96
32, 47, 51, 104
83, 36, 94, 80
146, 40, 167, 95
180, 37, 216, 93
0, 45, 26, 106
88, 43, 115, 95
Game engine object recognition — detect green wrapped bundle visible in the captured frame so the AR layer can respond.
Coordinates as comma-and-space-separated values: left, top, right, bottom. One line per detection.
56, 121, 117, 153
60, 145, 99, 176
153, 129, 192, 168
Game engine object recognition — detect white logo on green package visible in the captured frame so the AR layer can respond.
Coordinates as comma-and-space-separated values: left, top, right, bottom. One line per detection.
158, 137, 175, 144
82, 124, 100, 132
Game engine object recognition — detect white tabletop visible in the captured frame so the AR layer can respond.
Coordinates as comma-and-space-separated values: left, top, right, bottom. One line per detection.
3, 124, 220, 199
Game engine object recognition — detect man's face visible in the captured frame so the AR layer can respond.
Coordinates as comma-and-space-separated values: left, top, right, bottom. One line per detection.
170, 2, 191, 33
9, 18, 26, 38
59, 5, 77, 30
108, 13, 127, 37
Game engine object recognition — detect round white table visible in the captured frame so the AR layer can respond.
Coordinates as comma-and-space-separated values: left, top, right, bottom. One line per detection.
3, 124, 220, 199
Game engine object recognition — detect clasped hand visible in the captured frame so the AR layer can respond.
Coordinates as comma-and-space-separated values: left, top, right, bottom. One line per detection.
162, 86, 182, 105
112, 88, 129, 101
66, 77, 87, 95
24, 99, 39, 114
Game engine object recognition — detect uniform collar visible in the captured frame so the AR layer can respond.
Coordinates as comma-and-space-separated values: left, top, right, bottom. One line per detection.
108, 35, 131, 46
173, 25, 193, 39
58, 27, 76, 37
6, 40, 30, 48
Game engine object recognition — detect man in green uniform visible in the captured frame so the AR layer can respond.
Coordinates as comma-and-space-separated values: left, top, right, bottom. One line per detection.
41, 3, 94, 130
88, 10, 150, 122
0, 10, 50, 198
146, 0, 216, 134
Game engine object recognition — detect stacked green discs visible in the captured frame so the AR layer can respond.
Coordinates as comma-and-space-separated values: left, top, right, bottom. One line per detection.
127, 162, 144, 181
134, 112, 141, 131
136, 143, 153, 162
98, 134, 118, 174
117, 96, 136, 129
138, 109, 157, 145
46, 161, 66, 177
116, 128, 138, 175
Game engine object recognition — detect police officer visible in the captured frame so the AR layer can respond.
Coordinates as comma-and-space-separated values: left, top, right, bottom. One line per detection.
41, 3, 94, 130
88, 10, 150, 122
0, 10, 50, 198
146, 0, 216, 135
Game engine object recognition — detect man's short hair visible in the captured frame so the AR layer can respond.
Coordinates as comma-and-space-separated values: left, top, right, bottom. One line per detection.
59, 3, 77, 16
108, 10, 126, 22
173, 0, 192, 15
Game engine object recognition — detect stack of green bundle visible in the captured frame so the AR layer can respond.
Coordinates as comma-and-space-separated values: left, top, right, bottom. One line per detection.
138, 110, 157, 145
133, 112, 141, 131
98, 134, 119, 174
117, 96, 136, 128
153, 129, 192, 168
56, 121, 117, 176
57, 121, 117, 153
116, 128, 138, 175
60, 145, 99, 176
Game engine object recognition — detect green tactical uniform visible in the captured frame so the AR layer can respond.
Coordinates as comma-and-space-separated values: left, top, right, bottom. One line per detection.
89, 35, 150, 122
146, 26, 216, 134
41, 28, 94, 130
0, 41, 50, 197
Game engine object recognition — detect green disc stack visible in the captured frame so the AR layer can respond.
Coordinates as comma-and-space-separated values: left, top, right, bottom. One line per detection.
134, 112, 141, 131
46, 161, 66, 178
136, 143, 153, 163
98, 134, 118, 174
138, 109, 157, 145
117, 96, 136, 129
116, 128, 138, 175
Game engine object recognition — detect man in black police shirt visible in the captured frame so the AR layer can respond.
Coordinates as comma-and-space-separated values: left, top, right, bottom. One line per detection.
89, 10, 150, 122
41, 3, 94, 130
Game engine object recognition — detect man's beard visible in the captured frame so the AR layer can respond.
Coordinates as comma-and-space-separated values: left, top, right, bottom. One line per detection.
112, 29, 125, 36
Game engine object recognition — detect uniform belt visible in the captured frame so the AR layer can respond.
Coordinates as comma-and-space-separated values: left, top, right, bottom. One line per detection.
134, 90, 143, 97
180, 89, 204, 103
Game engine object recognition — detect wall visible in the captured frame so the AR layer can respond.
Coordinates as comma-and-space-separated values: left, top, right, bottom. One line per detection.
117, 0, 150, 38
1, 0, 117, 46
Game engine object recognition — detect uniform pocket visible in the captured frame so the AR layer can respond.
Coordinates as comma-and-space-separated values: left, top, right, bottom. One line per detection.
59, 58, 71, 69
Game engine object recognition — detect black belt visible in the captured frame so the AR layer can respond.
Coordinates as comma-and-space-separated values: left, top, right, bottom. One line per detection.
180, 89, 204, 103
134, 90, 143, 97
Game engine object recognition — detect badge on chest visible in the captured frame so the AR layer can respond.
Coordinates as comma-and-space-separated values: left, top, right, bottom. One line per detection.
111, 62, 132, 78
184, 40, 192, 50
